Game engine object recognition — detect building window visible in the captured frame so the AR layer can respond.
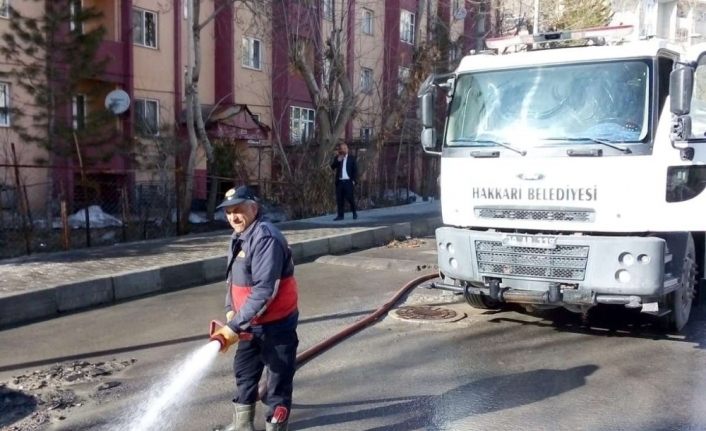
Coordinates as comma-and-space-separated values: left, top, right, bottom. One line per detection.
133, 8, 158, 48
400, 10, 415, 44
322, 0, 332, 20
0, 83, 9, 127
449, 43, 461, 63
360, 67, 373, 93
398, 66, 411, 95
252, 113, 261, 123
290, 106, 315, 144
241, 37, 262, 70
676, 27, 689, 42
360, 126, 373, 144
362, 8, 373, 35
0, 0, 9, 19
134, 98, 159, 136
72, 94, 86, 130
70, 0, 83, 33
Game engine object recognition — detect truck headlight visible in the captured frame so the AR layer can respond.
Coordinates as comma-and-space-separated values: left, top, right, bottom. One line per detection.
619, 252, 634, 266
666, 166, 706, 202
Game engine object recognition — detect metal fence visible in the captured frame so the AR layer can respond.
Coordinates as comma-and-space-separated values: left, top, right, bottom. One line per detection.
0, 166, 185, 259
0, 151, 439, 259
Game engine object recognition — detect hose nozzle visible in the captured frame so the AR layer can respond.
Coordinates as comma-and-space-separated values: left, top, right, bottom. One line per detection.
208, 320, 232, 352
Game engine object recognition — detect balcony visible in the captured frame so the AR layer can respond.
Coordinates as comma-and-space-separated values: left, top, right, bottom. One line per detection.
98, 40, 128, 84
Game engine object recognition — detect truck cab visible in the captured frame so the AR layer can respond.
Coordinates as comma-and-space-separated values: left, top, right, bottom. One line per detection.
419, 26, 706, 331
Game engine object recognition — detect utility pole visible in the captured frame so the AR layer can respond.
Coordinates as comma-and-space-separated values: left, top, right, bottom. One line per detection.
533, 0, 540, 33
476, 0, 486, 51
180, 0, 199, 235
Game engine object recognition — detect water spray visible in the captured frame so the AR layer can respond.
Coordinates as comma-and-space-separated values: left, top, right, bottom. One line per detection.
110, 273, 437, 430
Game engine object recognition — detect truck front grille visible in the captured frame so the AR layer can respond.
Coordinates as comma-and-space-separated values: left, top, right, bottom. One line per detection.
475, 207, 595, 222
475, 240, 589, 281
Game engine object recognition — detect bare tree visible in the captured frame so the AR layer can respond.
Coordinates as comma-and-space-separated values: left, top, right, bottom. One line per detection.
367, 0, 444, 202
547, 0, 613, 30
181, 0, 263, 232
181, 1, 474, 221
510, 0, 613, 34
282, 1, 356, 166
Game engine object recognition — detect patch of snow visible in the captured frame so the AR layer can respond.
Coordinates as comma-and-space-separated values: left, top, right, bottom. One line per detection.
66, 206, 122, 229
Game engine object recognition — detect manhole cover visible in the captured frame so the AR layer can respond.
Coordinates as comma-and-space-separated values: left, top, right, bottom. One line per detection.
394, 305, 459, 321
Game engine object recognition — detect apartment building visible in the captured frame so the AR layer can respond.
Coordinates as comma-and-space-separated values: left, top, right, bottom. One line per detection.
0, 0, 486, 216
611, 0, 706, 45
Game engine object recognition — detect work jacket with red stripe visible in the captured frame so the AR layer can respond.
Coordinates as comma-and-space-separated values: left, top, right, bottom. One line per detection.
225, 214, 298, 332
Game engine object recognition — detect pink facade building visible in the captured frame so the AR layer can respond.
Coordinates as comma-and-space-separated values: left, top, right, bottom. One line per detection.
0, 0, 489, 214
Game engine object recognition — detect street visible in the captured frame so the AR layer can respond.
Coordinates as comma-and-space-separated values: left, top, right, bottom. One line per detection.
1, 237, 706, 431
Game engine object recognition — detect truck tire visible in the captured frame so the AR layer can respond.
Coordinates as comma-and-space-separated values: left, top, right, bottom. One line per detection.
463, 284, 501, 309
668, 235, 697, 332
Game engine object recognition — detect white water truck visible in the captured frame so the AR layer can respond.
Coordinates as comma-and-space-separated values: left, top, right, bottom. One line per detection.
419, 26, 706, 331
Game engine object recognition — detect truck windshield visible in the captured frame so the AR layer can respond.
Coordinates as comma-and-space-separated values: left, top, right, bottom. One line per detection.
446, 60, 650, 150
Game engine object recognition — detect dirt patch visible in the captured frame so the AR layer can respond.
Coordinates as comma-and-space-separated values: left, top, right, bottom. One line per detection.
1, 358, 135, 431
386, 238, 427, 248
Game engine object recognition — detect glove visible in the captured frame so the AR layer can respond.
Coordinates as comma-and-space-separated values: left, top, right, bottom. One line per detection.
226, 310, 235, 322
209, 321, 239, 353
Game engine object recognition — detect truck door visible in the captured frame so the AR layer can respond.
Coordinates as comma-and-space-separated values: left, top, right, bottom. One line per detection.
671, 45, 706, 304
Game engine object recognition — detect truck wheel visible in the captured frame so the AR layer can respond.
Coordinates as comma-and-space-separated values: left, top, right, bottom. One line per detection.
668, 235, 697, 332
463, 284, 501, 309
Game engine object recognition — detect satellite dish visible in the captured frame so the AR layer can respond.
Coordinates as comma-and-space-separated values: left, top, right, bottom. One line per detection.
105, 89, 131, 115
454, 7, 467, 21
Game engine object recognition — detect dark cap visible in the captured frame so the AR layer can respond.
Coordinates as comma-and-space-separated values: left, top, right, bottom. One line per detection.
216, 186, 258, 210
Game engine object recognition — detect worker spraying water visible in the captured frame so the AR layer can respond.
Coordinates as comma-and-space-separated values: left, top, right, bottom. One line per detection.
108, 272, 436, 431
209, 186, 300, 431
104, 186, 436, 431
110, 187, 295, 431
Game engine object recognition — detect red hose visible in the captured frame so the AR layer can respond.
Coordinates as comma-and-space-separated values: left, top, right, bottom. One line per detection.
294, 272, 438, 369
258, 272, 438, 398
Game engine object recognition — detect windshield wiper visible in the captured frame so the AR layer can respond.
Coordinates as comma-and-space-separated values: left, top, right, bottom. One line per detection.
545, 137, 632, 154
450, 139, 527, 156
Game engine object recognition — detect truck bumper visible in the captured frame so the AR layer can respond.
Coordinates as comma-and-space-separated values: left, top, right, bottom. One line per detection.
436, 227, 667, 304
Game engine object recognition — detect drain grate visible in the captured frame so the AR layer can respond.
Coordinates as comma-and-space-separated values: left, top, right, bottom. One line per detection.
394, 305, 458, 321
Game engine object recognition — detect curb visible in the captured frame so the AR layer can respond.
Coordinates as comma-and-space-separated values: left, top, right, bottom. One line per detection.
315, 255, 438, 273
0, 216, 442, 328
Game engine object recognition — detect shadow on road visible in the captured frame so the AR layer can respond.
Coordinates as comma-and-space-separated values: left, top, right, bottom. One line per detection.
292, 365, 598, 430
299, 309, 374, 325
488, 303, 706, 350
0, 308, 379, 374
0, 386, 37, 427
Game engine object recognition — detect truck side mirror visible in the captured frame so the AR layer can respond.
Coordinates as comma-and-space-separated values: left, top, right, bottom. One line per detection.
420, 92, 435, 128
419, 92, 440, 153
670, 65, 694, 116
421, 127, 437, 150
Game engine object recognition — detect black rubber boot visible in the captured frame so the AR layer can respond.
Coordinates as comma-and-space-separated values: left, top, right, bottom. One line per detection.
224, 403, 255, 431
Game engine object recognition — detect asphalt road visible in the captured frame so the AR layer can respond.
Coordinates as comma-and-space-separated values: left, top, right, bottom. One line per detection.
1, 237, 706, 431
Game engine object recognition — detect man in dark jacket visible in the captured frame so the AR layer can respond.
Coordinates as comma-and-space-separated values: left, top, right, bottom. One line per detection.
211, 186, 298, 431
329, 142, 358, 220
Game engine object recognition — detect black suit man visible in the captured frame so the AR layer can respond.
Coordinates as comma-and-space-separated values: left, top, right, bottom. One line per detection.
330, 143, 358, 221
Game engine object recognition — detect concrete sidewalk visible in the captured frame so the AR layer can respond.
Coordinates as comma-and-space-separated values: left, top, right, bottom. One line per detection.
0, 201, 442, 328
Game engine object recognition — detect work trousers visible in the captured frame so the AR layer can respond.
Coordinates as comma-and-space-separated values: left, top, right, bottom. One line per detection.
233, 312, 299, 420
335, 179, 357, 217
